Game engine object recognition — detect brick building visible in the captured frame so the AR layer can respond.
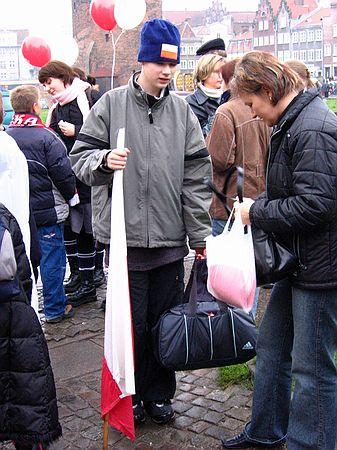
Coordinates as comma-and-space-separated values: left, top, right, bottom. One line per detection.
322, 1, 337, 78
0, 29, 31, 82
72, 0, 162, 92
228, 31, 253, 58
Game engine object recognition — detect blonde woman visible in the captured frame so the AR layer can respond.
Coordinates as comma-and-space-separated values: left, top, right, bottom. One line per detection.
186, 53, 225, 136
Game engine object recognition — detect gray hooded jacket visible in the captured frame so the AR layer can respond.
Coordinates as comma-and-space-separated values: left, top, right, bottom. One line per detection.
70, 75, 212, 248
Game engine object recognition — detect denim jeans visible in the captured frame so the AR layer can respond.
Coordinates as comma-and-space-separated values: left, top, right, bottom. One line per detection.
211, 218, 259, 317
245, 278, 337, 449
37, 223, 67, 320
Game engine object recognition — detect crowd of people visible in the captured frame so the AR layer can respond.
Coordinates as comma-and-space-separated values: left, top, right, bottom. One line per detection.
0, 17, 336, 450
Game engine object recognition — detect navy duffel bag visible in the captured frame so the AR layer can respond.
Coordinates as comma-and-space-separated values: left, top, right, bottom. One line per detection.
152, 259, 258, 371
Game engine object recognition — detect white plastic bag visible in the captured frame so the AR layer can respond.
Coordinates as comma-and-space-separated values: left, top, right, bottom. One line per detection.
206, 211, 256, 312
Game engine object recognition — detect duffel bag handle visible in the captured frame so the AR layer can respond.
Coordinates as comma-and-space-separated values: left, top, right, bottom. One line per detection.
186, 259, 228, 316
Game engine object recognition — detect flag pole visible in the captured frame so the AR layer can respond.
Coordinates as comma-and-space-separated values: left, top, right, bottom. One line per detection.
103, 413, 109, 449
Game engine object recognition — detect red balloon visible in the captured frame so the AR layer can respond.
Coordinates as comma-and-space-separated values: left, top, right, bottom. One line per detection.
21, 36, 51, 68
90, 0, 117, 31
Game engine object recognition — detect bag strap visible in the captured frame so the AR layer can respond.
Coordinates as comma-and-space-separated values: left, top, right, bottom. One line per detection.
187, 259, 198, 316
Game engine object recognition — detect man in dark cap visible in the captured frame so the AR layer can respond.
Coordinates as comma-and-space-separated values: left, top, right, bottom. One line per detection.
196, 37, 227, 57
70, 18, 212, 427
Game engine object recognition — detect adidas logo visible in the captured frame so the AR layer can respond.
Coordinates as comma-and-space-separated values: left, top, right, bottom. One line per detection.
242, 341, 254, 350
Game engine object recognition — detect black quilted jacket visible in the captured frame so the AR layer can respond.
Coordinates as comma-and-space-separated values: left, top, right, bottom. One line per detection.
250, 89, 337, 289
0, 204, 61, 446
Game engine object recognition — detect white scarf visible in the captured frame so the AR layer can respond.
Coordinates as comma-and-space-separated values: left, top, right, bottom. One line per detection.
198, 82, 223, 99
46, 77, 91, 127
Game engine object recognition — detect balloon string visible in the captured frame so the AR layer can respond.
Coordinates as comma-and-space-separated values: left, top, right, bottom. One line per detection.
111, 30, 125, 90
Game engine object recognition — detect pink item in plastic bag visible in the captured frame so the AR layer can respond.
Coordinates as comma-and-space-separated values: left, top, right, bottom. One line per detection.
206, 211, 256, 312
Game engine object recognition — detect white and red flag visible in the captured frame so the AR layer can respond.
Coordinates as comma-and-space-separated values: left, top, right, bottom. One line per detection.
101, 128, 135, 441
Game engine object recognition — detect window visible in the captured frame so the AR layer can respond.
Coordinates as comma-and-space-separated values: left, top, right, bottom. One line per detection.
315, 49, 322, 60
254, 37, 259, 47
259, 36, 264, 46
284, 50, 290, 61
292, 32, 298, 43
188, 46, 194, 55
278, 33, 284, 44
292, 50, 299, 59
180, 60, 187, 69
270, 34, 275, 45
300, 31, 306, 42
263, 20, 269, 31
188, 59, 195, 69
315, 29, 322, 41
307, 49, 314, 61
279, 15, 286, 29
300, 50, 306, 61
278, 50, 284, 61
0, 61, 5, 69
264, 35, 269, 45
9, 60, 15, 68
334, 44, 337, 56
307, 30, 314, 42
283, 33, 290, 44
324, 43, 331, 57
259, 20, 264, 31
181, 45, 186, 55
333, 24, 337, 38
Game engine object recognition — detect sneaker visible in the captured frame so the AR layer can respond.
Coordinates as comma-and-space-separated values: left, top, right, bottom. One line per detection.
45, 304, 75, 324
133, 401, 146, 425
144, 400, 175, 424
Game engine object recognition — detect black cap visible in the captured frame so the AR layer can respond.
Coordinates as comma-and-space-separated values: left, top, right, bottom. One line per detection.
196, 38, 226, 56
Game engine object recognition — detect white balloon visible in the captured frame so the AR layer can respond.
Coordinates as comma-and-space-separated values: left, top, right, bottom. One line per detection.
50, 37, 79, 66
114, 0, 146, 30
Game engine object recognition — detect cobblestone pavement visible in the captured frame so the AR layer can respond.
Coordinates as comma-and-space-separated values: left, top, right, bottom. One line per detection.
2, 260, 281, 450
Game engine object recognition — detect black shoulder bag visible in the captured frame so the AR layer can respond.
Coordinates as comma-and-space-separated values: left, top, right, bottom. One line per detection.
152, 259, 257, 371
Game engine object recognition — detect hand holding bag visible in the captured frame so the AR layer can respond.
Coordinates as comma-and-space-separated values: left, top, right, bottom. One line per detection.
152, 259, 257, 371
204, 166, 298, 287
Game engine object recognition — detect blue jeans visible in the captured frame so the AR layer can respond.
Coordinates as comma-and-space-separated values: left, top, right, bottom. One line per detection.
38, 223, 67, 320
245, 279, 337, 449
211, 218, 259, 317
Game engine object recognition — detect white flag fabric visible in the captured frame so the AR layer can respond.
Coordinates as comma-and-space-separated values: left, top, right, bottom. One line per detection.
101, 128, 135, 440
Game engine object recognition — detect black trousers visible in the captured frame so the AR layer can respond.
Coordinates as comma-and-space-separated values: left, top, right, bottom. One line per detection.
129, 259, 184, 403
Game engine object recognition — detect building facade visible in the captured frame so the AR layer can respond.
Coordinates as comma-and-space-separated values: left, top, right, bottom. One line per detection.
0, 29, 31, 83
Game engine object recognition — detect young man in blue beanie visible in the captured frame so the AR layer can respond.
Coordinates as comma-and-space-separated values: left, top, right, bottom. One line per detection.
70, 19, 212, 425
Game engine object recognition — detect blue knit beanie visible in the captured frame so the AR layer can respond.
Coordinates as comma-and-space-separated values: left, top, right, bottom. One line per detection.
138, 19, 181, 64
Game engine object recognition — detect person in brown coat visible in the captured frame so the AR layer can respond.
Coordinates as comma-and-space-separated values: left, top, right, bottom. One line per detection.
206, 58, 270, 237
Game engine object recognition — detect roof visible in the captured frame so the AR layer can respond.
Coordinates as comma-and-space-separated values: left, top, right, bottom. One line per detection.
163, 11, 204, 27
229, 31, 253, 41
229, 11, 256, 23
177, 21, 198, 39
292, 6, 330, 28
281, 0, 318, 19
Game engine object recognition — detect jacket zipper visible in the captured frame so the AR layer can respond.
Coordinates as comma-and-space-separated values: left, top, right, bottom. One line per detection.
294, 234, 306, 270
148, 107, 153, 124
265, 123, 285, 196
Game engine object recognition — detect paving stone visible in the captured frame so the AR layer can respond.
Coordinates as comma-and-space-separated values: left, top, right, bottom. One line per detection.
190, 386, 211, 396
191, 396, 214, 409
203, 410, 225, 424
187, 420, 210, 434
62, 395, 88, 411
57, 405, 73, 419
80, 426, 103, 441
76, 406, 97, 419
180, 374, 199, 384
179, 382, 194, 392
172, 415, 195, 429
221, 416, 244, 431
191, 368, 213, 377
223, 395, 249, 410
204, 424, 227, 440
205, 389, 232, 403
175, 392, 198, 402
226, 406, 251, 422
172, 401, 192, 414
184, 405, 208, 419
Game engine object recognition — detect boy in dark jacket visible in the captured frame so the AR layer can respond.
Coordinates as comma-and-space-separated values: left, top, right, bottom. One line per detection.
7, 85, 76, 323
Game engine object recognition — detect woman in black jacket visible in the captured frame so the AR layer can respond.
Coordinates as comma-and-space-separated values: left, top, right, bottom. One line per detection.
38, 61, 97, 307
186, 53, 225, 137
222, 52, 337, 450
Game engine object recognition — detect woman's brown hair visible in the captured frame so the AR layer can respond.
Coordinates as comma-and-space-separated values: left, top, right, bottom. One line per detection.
221, 58, 240, 85
284, 60, 315, 89
38, 60, 76, 86
233, 51, 303, 105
